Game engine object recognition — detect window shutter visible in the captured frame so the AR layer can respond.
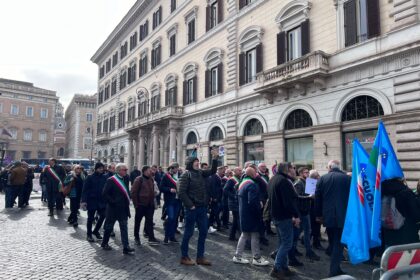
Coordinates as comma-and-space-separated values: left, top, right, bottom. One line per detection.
157, 45, 161, 65
277, 32, 286, 65
301, 19, 310, 56
183, 80, 188, 105
344, 0, 357, 47
367, 0, 380, 39
151, 97, 155, 112
217, 63, 223, 94
218, 0, 223, 23
173, 86, 177, 105
239, 52, 246, 86
159, 6, 162, 24
151, 49, 155, 69
153, 13, 156, 29
157, 95, 160, 109
256, 43, 263, 74
165, 89, 169, 106
193, 76, 197, 102
145, 20, 149, 36
239, 0, 246, 10
206, 5, 211, 32
140, 25, 143, 41
205, 69, 210, 98
145, 56, 148, 73
127, 68, 132, 84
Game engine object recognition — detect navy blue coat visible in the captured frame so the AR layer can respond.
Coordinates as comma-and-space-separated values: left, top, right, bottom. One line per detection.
81, 172, 107, 211
224, 177, 240, 212
103, 175, 131, 219
209, 174, 223, 202
238, 177, 261, 232
159, 173, 178, 204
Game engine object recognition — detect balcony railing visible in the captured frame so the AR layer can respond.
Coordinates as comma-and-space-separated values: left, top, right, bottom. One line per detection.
95, 132, 109, 143
255, 51, 330, 93
125, 105, 184, 131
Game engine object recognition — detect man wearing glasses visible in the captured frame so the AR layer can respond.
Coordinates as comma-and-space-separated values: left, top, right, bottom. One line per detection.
101, 163, 135, 255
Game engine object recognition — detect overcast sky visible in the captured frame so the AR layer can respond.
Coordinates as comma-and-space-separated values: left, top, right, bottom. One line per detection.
0, 0, 136, 110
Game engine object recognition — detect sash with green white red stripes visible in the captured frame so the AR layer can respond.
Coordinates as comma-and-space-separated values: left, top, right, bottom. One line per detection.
46, 166, 63, 191
110, 175, 130, 203
166, 173, 178, 186
238, 178, 255, 191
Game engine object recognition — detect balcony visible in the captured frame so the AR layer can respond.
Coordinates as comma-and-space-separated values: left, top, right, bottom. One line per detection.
125, 106, 184, 131
254, 51, 330, 103
95, 132, 109, 144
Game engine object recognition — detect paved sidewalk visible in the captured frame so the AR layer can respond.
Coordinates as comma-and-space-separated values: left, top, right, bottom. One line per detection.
0, 193, 375, 279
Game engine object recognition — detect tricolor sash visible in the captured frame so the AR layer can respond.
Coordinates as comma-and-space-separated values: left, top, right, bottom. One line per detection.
238, 178, 255, 192
46, 166, 63, 191
259, 174, 269, 185
166, 173, 178, 186
111, 175, 130, 203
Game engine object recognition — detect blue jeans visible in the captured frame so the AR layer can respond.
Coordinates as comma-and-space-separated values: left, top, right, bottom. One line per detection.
291, 214, 312, 256
181, 206, 208, 258
165, 200, 181, 239
274, 219, 294, 271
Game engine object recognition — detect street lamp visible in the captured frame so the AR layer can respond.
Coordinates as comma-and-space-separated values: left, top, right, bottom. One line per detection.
0, 141, 8, 168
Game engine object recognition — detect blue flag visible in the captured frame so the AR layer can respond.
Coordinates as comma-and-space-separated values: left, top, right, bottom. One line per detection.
342, 139, 376, 264
369, 121, 404, 246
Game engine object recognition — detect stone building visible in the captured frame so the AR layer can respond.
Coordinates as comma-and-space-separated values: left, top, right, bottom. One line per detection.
65, 94, 97, 159
92, 0, 420, 188
0, 78, 62, 161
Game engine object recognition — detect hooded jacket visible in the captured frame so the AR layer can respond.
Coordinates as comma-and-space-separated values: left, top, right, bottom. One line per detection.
177, 157, 218, 209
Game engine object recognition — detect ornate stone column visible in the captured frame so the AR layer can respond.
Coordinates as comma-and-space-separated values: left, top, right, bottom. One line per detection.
127, 134, 133, 171
176, 131, 183, 165
152, 125, 160, 166
138, 129, 145, 168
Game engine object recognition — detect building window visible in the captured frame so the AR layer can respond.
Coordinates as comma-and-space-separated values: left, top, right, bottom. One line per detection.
10, 128, 17, 139
171, 0, 176, 12
140, 20, 149, 41
211, 67, 218, 96
98, 89, 104, 104
138, 100, 148, 117
341, 96, 384, 122
139, 53, 148, 77
186, 132, 198, 145
343, 129, 376, 171
111, 79, 117, 96
286, 26, 302, 61
83, 138, 92, 150
118, 111, 125, 128
99, 65, 105, 79
40, 108, 48, 119
239, 27, 263, 85
153, 6, 162, 30
120, 42, 128, 59
106, 59, 111, 73
244, 142, 264, 165
129, 32, 138, 51
103, 119, 109, 133
86, 113, 93, 122
165, 87, 177, 106
187, 19, 196, 44
169, 34, 176, 57
11, 104, 19, 115
104, 84, 110, 100
23, 129, 32, 141
128, 63, 137, 84
97, 122, 102, 134
209, 127, 223, 141
112, 51, 118, 67
239, 0, 255, 9
244, 118, 263, 136
39, 130, 47, 142
151, 95, 160, 112
183, 77, 196, 105
286, 137, 313, 168
120, 71, 127, 90
57, 147, 64, 157
26, 107, 33, 117
127, 106, 136, 122
151, 44, 162, 69
206, 1, 223, 31
22, 151, 31, 159
109, 116, 116, 131
285, 109, 313, 130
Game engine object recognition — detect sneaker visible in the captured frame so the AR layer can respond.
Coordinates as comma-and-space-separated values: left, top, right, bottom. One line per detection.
87, 235, 94, 242
148, 238, 160, 246
232, 256, 250, 264
208, 226, 217, 234
178, 222, 184, 229
270, 250, 278, 260
163, 237, 169, 245
196, 257, 212, 266
252, 257, 270, 266
101, 244, 112, 251
135, 239, 141, 246
180, 257, 196, 265
169, 238, 179, 243
92, 231, 103, 240
123, 247, 135, 255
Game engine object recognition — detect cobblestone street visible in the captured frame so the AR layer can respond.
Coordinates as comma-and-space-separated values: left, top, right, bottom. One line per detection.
0, 194, 375, 280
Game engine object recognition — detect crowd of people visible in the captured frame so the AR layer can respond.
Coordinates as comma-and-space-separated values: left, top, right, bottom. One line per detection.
1, 153, 420, 279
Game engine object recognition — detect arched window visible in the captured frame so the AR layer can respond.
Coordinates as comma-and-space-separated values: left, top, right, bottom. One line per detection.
209, 127, 224, 141
244, 119, 263, 136
186, 132, 198, 145
341, 96, 384, 122
57, 147, 64, 157
97, 150, 102, 159
285, 109, 313, 130
110, 148, 115, 156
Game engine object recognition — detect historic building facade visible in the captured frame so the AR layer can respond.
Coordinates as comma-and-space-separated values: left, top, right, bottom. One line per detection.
65, 94, 97, 159
0, 78, 62, 161
92, 0, 420, 188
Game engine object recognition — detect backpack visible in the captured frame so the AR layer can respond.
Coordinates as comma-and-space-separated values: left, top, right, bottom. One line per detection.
381, 196, 405, 230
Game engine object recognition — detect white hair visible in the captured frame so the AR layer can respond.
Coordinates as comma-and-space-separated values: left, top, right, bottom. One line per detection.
309, 169, 320, 179
115, 163, 127, 172
328, 160, 340, 170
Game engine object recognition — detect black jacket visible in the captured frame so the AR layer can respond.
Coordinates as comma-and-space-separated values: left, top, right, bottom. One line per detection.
43, 164, 66, 191
268, 172, 299, 221
81, 172, 107, 211
315, 168, 351, 228
129, 170, 141, 185
224, 176, 240, 212
294, 178, 311, 216
159, 173, 178, 204
209, 174, 223, 201
178, 157, 217, 209
102, 175, 131, 219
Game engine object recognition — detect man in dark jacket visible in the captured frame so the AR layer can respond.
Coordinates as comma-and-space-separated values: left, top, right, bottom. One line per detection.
9, 161, 27, 208
22, 163, 34, 207
178, 149, 218, 266
131, 165, 159, 246
129, 166, 141, 185
81, 162, 107, 242
268, 162, 300, 279
101, 163, 134, 255
315, 160, 351, 277
208, 166, 225, 231
224, 166, 242, 241
159, 162, 181, 244
43, 158, 66, 216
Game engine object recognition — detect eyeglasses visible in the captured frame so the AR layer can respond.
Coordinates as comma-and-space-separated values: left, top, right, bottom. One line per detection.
121, 169, 128, 171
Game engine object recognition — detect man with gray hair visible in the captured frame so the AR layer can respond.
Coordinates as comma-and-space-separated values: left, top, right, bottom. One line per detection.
315, 160, 351, 277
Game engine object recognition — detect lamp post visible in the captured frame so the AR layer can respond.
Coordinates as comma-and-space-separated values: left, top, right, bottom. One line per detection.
90, 127, 94, 169
0, 141, 8, 168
